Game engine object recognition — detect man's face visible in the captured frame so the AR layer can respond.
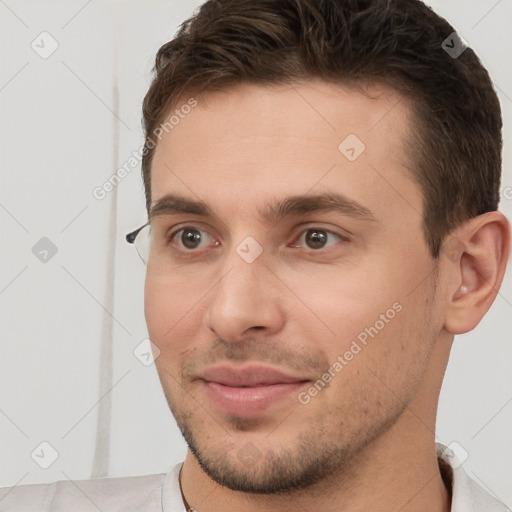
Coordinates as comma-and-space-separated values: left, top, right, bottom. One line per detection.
145, 81, 444, 493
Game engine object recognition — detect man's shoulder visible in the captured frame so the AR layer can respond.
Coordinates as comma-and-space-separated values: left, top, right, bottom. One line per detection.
436, 443, 511, 512
0, 472, 166, 512
451, 467, 511, 512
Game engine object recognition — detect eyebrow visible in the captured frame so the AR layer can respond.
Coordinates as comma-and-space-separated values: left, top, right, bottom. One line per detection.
150, 192, 377, 224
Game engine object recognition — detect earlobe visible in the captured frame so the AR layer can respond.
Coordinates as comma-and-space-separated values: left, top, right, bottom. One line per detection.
443, 211, 510, 335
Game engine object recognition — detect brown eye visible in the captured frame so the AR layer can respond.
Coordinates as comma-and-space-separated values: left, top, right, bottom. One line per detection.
181, 228, 203, 249
305, 229, 328, 249
170, 227, 217, 251
291, 228, 344, 250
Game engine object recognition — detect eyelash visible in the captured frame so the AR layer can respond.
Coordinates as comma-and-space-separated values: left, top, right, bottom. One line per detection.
166, 225, 347, 256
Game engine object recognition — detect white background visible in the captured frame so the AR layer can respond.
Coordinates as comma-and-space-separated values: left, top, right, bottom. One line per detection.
0, 0, 511, 507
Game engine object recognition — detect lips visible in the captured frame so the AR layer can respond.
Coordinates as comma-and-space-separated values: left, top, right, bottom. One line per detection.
199, 365, 309, 387
198, 365, 310, 417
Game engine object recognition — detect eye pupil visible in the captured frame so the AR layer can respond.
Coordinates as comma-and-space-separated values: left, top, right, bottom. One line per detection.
306, 229, 327, 249
182, 229, 202, 248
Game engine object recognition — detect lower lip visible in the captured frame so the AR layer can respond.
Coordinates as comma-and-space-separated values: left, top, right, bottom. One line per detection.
202, 380, 308, 417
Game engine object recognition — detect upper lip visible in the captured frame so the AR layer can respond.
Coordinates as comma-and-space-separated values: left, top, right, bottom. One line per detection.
199, 365, 311, 387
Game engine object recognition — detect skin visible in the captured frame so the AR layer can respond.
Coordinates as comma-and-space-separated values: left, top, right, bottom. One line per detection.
144, 80, 510, 512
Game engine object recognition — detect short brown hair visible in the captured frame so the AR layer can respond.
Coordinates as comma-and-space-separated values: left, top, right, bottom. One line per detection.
141, 0, 502, 258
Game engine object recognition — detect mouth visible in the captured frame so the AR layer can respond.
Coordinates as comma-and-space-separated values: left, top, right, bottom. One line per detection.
197, 364, 311, 417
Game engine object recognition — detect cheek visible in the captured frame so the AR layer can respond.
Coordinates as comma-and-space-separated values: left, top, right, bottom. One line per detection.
145, 273, 203, 391
144, 271, 203, 344
344, 283, 438, 401
283, 263, 403, 341
312, 298, 434, 431
290, 259, 435, 379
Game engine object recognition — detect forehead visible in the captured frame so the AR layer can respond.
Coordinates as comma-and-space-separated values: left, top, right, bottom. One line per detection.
150, 80, 420, 226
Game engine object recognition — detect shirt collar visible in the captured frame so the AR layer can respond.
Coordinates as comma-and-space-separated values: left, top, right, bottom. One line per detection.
436, 442, 509, 511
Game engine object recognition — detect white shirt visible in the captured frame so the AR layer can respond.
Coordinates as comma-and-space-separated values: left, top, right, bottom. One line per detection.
0, 444, 508, 511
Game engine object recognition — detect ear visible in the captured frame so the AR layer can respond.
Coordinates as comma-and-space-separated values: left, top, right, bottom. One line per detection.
443, 211, 510, 335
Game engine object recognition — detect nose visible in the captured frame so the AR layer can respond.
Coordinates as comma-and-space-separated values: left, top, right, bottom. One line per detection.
204, 245, 286, 342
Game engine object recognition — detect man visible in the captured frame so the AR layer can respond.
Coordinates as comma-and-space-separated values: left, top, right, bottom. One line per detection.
1, 0, 510, 510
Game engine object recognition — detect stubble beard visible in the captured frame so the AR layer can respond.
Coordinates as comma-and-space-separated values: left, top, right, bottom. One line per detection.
166, 385, 411, 495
